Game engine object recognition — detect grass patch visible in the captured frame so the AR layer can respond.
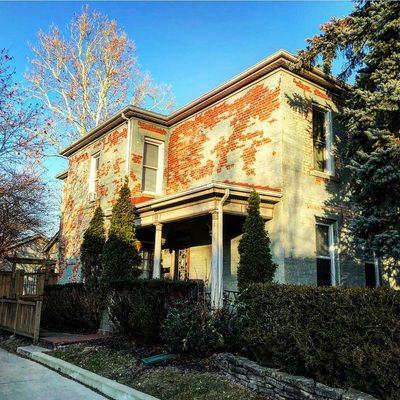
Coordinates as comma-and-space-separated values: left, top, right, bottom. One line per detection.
49, 344, 138, 385
50, 344, 264, 400
134, 368, 264, 400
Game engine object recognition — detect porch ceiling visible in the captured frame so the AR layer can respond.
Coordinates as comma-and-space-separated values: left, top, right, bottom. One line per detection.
134, 182, 281, 228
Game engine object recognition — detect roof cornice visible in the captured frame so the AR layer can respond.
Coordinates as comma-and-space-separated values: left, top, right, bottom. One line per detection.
60, 50, 345, 157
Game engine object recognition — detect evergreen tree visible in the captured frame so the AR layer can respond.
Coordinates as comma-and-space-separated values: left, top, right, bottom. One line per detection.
297, 1, 400, 276
237, 190, 277, 291
101, 178, 141, 287
80, 205, 105, 291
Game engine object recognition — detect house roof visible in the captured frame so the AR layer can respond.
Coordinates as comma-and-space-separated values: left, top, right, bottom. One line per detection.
43, 231, 59, 253
60, 49, 345, 158
7, 234, 49, 250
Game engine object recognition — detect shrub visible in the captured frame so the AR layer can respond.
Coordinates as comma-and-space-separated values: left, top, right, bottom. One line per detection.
237, 190, 277, 291
101, 178, 141, 288
81, 205, 105, 291
162, 300, 225, 354
108, 279, 203, 343
41, 283, 101, 333
240, 283, 400, 400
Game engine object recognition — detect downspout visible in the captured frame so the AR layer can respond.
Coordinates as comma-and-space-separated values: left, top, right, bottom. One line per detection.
216, 188, 230, 309
121, 113, 131, 176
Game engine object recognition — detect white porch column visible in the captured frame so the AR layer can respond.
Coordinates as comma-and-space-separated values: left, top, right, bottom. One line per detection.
211, 210, 223, 309
153, 223, 163, 279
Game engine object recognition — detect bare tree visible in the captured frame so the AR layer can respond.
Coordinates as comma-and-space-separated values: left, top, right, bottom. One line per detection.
0, 50, 44, 173
0, 50, 48, 253
0, 172, 47, 254
26, 6, 174, 143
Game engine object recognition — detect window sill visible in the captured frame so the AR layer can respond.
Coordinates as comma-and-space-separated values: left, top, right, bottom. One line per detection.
310, 170, 339, 182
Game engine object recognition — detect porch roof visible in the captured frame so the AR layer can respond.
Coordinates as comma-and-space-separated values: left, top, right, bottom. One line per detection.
128, 182, 281, 228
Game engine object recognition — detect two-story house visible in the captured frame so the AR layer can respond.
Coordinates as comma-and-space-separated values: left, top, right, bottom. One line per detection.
56, 50, 381, 307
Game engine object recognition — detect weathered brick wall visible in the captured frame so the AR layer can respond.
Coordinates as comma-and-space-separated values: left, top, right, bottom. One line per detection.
278, 71, 365, 286
59, 124, 129, 282
167, 73, 283, 194
59, 118, 170, 282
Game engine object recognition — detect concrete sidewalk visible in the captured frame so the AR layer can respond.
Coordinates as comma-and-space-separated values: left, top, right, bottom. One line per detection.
0, 348, 106, 400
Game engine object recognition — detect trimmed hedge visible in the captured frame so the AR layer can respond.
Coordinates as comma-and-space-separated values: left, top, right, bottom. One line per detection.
41, 283, 101, 333
240, 283, 400, 400
108, 279, 204, 343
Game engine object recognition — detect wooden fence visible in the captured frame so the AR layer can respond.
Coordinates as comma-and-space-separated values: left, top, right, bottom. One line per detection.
0, 269, 58, 343
0, 298, 42, 342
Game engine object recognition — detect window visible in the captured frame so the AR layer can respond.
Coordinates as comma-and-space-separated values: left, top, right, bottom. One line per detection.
88, 152, 100, 200
312, 105, 334, 174
316, 221, 337, 286
365, 257, 380, 288
142, 138, 164, 194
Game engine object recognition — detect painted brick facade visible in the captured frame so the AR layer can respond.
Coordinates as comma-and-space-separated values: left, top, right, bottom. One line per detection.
58, 54, 369, 288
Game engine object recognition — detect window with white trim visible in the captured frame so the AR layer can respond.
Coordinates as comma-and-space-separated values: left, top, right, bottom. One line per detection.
312, 105, 334, 175
315, 221, 337, 286
142, 138, 164, 194
88, 152, 100, 201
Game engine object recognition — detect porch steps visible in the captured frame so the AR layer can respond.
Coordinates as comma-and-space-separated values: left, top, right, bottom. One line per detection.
40, 332, 107, 348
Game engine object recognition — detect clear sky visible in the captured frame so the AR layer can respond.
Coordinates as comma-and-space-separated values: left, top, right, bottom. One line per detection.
0, 1, 353, 232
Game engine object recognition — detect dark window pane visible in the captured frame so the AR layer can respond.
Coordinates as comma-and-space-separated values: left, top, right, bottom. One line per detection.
365, 262, 376, 288
317, 258, 332, 286
313, 107, 326, 172
316, 224, 330, 257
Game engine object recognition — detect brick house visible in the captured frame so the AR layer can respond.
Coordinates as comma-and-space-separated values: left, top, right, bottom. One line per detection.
56, 50, 381, 306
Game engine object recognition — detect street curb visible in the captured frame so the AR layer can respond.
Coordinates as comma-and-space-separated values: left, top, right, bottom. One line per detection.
17, 346, 159, 400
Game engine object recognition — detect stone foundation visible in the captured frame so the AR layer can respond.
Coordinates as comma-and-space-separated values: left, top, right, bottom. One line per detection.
214, 353, 377, 400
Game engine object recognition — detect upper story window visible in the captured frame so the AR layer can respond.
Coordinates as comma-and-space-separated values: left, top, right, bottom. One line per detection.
88, 152, 100, 201
312, 105, 334, 175
142, 138, 164, 194
316, 220, 338, 286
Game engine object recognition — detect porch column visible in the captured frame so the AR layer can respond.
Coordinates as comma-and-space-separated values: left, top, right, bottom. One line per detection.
211, 211, 223, 309
153, 223, 163, 279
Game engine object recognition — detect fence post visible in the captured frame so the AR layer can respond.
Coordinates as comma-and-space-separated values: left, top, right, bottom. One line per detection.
13, 300, 20, 335
33, 300, 42, 344
14, 270, 24, 297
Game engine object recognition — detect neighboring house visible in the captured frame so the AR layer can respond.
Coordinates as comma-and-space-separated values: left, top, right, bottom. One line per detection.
56, 50, 381, 306
0, 234, 57, 273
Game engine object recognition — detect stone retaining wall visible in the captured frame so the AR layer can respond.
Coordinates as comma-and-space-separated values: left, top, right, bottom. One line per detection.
214, 353, 377, 400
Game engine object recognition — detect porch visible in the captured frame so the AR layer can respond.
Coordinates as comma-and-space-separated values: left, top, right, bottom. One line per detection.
134, 182, 281, 308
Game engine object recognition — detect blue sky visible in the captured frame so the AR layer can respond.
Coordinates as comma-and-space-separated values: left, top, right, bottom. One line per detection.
0, 1, 353, 232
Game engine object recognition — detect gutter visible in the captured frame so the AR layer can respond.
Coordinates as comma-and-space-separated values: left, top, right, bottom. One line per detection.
121, 112, 132, 176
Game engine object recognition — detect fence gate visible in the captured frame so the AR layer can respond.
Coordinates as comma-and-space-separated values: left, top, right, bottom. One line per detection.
0, 269, 57, 343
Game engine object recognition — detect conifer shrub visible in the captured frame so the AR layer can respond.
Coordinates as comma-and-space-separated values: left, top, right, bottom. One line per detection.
237, 190, 277, 291
108, 279, 203, 343
81, 206, 105, 291
41, 283, 101, 333
240, 283, 400, 400
101, 178, 141, 288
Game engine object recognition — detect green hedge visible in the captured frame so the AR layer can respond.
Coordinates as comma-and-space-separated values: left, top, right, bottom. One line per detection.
240, 283, 400, 400
108, 279, 204, 343
41, 283, 101, 333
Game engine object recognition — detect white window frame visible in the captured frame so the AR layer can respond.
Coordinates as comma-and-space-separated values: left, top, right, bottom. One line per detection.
88, 152, 100, 201
316, 221, 338, 286
364, 252, 381, 287
312, 105, 335, 176
141, 138, 164, 195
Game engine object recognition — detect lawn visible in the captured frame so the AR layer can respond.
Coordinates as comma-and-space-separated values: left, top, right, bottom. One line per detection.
49, 343, 265, 400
